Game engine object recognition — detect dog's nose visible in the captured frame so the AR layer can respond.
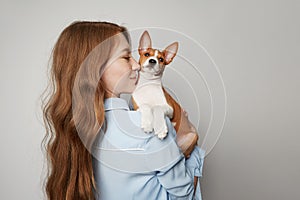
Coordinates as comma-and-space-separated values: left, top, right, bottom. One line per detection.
149, 59, 157, 64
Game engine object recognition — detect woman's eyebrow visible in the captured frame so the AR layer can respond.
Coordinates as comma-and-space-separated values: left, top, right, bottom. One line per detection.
121, 48, 131, 54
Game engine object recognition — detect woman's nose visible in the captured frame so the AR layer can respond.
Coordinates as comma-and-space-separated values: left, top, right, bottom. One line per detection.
131, 58, 141, 71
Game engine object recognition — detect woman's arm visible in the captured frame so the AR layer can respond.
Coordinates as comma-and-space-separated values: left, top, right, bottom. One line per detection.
129, 98, 204, 198
157, 147, 204, 199
153, 117, 205, 199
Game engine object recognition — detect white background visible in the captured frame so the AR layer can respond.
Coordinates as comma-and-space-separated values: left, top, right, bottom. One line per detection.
0, 0, 299, 199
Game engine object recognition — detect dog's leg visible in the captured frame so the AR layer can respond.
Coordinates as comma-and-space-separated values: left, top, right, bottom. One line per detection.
152, 105, 173, 139
138, 104, 153, 133
164, 104, 174, 119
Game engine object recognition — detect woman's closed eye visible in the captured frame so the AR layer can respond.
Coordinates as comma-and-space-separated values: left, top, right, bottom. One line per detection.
122, 55, 131, 61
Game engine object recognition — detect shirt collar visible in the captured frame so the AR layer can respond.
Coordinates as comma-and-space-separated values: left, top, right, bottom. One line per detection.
104, 97, 130, 111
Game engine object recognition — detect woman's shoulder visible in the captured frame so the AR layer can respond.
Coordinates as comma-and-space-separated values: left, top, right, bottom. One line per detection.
105, 108, 179, 150
93, 109, 183, 173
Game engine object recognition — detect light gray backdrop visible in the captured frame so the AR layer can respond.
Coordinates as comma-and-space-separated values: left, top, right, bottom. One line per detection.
0, 0, 299, 199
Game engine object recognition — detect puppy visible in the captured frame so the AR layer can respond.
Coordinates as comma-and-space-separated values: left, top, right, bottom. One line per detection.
132, 31, 198, 157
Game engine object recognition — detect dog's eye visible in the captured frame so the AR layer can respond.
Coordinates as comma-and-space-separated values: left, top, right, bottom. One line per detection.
159, 58, 164, 62
144, 53, 150, 57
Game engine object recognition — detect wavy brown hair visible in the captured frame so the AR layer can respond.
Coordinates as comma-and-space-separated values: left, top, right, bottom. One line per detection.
42, 21, 129, 200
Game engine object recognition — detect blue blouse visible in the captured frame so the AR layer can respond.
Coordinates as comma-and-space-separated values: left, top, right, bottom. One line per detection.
92, 97, 205, 200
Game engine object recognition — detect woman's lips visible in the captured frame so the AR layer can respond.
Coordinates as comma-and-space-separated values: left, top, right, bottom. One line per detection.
129, 70, 140, 85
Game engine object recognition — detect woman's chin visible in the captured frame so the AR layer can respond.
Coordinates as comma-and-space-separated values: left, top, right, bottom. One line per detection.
120, 85, 136, 94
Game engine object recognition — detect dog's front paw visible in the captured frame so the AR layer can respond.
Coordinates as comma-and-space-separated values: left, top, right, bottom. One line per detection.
141, 118, 153, 133
157, 131, 168, 140
154, 122, 168, 139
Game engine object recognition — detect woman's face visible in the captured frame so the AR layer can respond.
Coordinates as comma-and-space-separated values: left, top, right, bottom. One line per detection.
101, 34, 140, 97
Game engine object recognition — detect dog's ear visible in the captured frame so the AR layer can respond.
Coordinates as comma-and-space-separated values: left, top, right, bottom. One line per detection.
139, 31, 152, 54
163, 42, 178, 65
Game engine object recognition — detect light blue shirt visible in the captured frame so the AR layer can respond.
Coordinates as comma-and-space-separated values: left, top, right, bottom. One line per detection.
92, 97, 205, 200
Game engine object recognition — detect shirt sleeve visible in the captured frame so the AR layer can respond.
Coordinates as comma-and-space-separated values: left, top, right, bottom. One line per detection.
154, 117, 205, 200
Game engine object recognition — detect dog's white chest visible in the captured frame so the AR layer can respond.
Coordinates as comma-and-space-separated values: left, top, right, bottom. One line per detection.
132, 84, 167, 106
132, 83, 173, 139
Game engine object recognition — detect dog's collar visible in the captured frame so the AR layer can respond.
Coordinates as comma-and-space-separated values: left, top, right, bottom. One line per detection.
104, 97, 130, 111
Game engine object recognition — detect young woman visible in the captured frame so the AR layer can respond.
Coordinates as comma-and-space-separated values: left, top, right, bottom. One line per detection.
42, 21, 205, 200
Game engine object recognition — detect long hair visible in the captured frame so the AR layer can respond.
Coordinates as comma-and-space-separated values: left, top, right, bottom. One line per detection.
42, 21, 129, 200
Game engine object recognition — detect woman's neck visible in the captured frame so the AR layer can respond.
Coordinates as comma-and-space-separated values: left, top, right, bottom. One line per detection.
104, 92, 120, 99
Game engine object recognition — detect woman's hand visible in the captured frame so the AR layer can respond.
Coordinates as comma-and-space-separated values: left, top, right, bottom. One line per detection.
175, 109, 198, 158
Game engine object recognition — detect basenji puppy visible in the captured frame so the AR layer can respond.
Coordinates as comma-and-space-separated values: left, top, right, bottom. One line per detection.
132, 31, 198, 157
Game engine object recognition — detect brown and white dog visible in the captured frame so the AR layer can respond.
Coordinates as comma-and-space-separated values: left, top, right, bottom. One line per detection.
132, 31, 198, 157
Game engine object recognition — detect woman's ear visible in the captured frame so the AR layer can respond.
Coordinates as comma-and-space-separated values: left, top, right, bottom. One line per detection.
138, 31, 152, 54
163, 42, 179, 65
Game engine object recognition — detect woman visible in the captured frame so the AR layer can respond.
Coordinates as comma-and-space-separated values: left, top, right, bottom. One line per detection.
42, 21, 204, 200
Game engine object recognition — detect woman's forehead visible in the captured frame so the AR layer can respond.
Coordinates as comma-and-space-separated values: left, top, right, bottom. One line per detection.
112, 34, 131, 55
104, 33, 131, 67
117, 34, 131, 51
